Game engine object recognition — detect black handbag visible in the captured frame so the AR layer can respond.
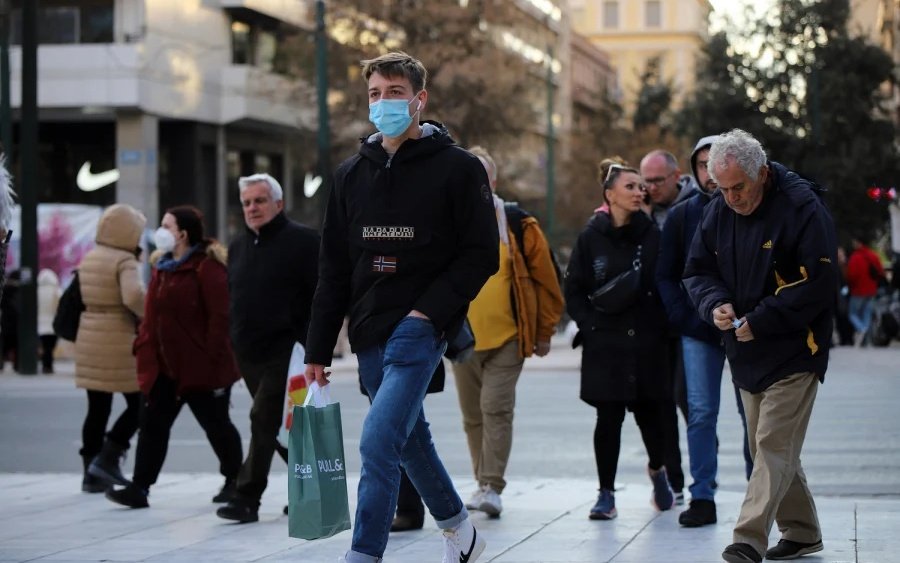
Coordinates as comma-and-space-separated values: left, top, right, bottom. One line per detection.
589, 245, 642, 314
53, 271, 86, 341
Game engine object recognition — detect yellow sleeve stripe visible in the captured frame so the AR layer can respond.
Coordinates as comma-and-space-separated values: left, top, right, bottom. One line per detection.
774, 266, 809, 296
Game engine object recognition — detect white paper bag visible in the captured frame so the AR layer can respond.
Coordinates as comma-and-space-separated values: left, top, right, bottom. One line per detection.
277, 342, 308, 448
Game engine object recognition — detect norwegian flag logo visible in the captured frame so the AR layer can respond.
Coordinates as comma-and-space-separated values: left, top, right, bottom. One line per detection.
372, 255, 397, 273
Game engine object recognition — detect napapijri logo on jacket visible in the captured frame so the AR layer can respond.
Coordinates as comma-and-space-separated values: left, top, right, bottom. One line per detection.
362, 225, 414, 240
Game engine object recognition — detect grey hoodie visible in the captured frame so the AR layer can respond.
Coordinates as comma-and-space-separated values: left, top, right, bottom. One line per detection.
689, 134, 721, 197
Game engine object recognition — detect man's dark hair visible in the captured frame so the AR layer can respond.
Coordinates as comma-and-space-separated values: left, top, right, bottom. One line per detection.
361, 51, 428, 92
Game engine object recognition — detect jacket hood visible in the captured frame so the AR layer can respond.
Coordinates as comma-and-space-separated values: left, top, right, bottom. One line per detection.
359, 120, 454, 165
96, 203, 146, 251
38, 268, 60, 286
690, 135, 720, 193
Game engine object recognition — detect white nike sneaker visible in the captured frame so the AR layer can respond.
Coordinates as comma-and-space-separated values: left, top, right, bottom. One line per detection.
442, 518, 486, 563
464, 487, 484, 510
478, 486, 502, 517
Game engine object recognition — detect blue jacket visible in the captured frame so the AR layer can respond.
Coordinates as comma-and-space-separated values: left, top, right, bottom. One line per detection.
683, 161, 838, 393
656, 190, 721, 345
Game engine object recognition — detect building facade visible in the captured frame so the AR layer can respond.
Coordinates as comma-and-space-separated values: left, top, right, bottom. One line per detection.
8, 0, 316, 241
851, 0, 900, 129
569, 0, 710, 116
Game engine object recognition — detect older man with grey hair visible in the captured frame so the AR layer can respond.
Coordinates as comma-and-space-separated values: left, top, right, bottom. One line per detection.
684, 129, 837, 563
216, 173, 320, 523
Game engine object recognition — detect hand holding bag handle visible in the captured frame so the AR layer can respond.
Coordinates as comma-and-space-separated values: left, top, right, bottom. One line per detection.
303, 381, 332, 408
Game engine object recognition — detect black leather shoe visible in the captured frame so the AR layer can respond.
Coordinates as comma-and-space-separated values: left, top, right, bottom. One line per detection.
212, 479, 236, 503
390, 512, 424, 532
216, 500, 259, 523
765, 539, 823, 560
106, 484, 149, 508
722, 542, 762, 563
678, 499, 717, 527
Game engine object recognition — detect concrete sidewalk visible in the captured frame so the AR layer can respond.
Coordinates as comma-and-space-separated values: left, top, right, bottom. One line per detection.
0, 471, 894, 562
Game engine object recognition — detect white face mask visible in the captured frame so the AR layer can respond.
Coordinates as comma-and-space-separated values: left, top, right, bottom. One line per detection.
154, 227, 176, 253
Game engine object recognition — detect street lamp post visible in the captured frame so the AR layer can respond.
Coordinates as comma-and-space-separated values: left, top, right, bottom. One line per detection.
19, 0, 38, 374
315, 0, 331, 222
544, 45, 555, 244
0, 0, 12, 156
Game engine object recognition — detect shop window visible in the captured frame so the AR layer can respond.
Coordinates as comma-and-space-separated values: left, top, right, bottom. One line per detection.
231, 21, 252, 65
645, 1, 662, 28
603, 1, 619, 29
10, 0, 113, 45
230, 16, 286, 74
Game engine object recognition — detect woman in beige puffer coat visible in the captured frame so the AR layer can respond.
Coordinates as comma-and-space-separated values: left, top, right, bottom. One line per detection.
75, 203, 147, 493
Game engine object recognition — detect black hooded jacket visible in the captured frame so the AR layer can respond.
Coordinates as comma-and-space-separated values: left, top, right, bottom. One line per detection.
305, 121, 499, 365
683, 161, 838, 393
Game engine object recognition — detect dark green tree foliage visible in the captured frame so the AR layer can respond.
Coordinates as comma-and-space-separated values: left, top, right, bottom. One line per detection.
677, 0, 897, 240
675, 32, 774, 145
632, 56, 674, 132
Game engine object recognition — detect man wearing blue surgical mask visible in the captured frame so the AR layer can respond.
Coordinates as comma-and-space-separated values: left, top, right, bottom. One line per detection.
304, 52, 499, 563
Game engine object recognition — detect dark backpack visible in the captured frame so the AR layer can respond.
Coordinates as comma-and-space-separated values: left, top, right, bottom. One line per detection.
53, 271, 85, 341
503, 203, 563, 285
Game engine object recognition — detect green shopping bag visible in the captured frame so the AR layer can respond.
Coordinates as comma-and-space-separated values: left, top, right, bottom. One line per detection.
288, 382, 351, 540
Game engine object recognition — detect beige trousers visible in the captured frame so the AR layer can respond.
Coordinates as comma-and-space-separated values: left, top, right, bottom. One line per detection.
451, 339, 524, 493
734, 371, 822, 556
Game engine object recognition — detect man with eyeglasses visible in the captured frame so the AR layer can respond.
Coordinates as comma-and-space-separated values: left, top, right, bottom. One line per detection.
640, 149, 698, 228
639, 149, 698, 507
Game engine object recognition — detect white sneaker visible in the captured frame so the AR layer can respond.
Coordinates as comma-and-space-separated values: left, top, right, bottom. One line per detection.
442, 518, 485, 563
465, 487, 484, 510
478, 486, 502, 517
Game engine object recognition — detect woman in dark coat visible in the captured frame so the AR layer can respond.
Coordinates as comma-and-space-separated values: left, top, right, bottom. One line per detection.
106, 206, 243, 508
565, 162, 673, 521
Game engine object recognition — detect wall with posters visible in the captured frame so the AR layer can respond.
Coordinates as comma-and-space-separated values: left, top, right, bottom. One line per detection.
6, 204, 103, 286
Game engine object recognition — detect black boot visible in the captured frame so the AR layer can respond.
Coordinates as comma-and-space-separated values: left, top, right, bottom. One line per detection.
81, 457, 107, 493
106, 483, 149, 509
88, 440, 130, 487
678, 498, 717, 527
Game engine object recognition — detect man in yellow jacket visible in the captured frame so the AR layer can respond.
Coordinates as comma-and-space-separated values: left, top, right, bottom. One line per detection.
452, 146, 564, 517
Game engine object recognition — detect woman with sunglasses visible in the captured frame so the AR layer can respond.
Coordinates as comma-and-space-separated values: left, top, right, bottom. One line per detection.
564, 160, 674, 520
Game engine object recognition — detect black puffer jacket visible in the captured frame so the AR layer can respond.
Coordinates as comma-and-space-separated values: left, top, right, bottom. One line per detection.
565, 211, 669, 405
305, 121, 499, 365
683, 161, 838, 393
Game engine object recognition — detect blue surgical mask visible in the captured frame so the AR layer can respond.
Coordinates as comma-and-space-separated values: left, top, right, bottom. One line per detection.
368, 93, 422, 138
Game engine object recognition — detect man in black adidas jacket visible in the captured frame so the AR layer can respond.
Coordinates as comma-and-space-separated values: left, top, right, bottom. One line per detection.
684, 130, 837, 563
217, 173, 320, 523
304, 52, 497, 563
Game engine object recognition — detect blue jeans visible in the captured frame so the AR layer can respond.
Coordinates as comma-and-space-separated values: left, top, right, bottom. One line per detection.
682, 335, 752, 501
848, 296, 874, 335
346, 317, 467, 562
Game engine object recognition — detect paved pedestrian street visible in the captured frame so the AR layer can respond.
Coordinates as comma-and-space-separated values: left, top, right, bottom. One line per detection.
0, 470, 894, 562
1, 339, 898, 562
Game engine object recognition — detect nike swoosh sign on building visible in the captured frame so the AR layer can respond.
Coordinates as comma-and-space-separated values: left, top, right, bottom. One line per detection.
76, 161, 120, 192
